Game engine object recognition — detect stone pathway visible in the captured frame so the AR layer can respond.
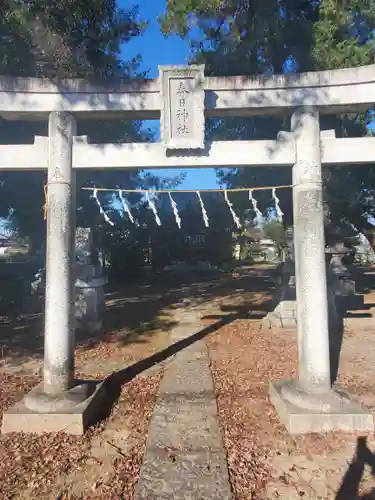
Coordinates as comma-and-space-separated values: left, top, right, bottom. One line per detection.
134, 306, 232, 500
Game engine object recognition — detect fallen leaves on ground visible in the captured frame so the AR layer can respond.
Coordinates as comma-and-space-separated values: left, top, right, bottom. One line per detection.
0, 373, 89, 500
207, 317, 375, 499
0, 370, 162, 499
84, 372, 162, 500
206, 320, 296, 500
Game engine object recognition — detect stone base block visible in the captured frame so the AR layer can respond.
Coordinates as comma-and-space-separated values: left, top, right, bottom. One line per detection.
75, 319, 103, 333
263, 300, 297, 328
2, 380, 107, 435
338, 278, 356, 296
263, 312, 297, 329
344, 316, 374, 330
269, 380, 374, 434
339, 293, 365, 310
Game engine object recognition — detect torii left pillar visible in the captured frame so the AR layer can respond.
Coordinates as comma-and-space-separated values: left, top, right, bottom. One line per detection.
2, 112, 106, 435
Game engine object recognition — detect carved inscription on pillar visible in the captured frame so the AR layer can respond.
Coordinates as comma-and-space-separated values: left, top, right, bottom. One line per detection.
159, 65, 205, 150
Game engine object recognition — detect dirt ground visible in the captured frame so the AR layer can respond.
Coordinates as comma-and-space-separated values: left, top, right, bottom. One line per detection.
205, 265, 375, 500
0, 264, 375, 499
0, 266, 276, 499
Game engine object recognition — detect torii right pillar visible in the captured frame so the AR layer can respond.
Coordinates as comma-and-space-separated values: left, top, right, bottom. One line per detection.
269, 107, 374, 434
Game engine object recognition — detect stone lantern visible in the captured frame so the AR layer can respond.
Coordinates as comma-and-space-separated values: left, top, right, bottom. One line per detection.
323, 207, 357, 299
265, 213, 359, 328
75, 228, 107, 332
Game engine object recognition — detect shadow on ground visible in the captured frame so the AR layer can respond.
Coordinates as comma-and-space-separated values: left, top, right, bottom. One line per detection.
0, 265, 278, 367
329, 266, 375, 384
93, 294, 271, 425
336, 437, 375, 500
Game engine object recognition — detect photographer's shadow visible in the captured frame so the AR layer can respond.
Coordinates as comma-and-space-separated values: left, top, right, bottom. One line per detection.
336, 437, 375, 499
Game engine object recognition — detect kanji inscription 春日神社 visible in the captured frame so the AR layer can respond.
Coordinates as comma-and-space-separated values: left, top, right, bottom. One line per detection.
159, 65, 205, 150
175, 81, 190, 136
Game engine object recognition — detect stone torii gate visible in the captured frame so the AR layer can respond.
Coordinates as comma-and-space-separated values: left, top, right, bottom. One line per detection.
1, 64, 375, 435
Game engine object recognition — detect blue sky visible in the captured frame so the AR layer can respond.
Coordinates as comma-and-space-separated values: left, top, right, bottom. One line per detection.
119, 0, 219, 190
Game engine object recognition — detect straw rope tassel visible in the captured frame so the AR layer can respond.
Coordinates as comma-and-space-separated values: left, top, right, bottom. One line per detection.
272, 188, 284, 222
43, 184, 48, 220
249, 189, 263, 222
169, 192, 181, 229
146, 192, 162, 226
224, 190, 241, 229
196, 191, 209, 227
92, 189, 115, 226
118, 190, 137, 225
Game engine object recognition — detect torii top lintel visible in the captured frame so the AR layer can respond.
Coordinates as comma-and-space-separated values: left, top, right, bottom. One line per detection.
0, 63, 374, 122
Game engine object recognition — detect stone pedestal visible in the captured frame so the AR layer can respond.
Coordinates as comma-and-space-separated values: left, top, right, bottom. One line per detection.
269, 380, 373, 434
269, 107, 373, 434
2, 380, 107, 435
265, 255, 361, 330
75, 264, 106, 333
74, 227, 106, 333
2, 113, 106, 436
263, 228, 298, 328
265, 278, 297, 328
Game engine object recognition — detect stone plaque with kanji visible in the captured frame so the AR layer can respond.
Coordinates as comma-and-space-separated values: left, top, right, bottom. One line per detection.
159, 65, 205, 150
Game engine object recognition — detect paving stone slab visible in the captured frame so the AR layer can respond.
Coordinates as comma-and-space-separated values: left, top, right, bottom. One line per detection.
174, 341, 208, 362
159, 358, 214, 395
170, 325, 203, 343
147, 395, 223, 451
135, 449, 232, 500
135, 308, 232, 499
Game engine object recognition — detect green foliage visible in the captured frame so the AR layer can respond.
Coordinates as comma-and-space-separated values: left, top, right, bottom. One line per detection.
0, 1, 164, 251
162, 0, 375, 235
313, 0, 375, 70
263, 220, 287, 257
99, 192, 235, 279
0, 0, 148, 78
160, 0, 224, 37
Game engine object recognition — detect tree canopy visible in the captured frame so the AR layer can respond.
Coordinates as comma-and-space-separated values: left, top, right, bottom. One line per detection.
0, 1, 180, 250
1, 0, 375, 264
161, 0, 375, 235
1, 0, 147, 78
